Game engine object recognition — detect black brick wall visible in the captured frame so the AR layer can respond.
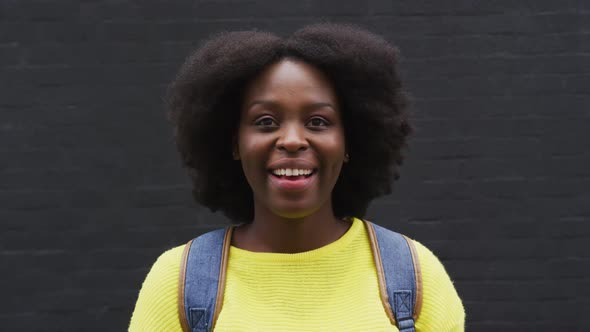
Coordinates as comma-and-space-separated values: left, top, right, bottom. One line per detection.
1, 1, 588, 331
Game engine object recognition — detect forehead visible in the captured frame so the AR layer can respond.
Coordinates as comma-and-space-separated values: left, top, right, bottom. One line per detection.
242, 59, 338, 106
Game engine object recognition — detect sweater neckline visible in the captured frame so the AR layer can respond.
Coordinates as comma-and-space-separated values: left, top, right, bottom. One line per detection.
229, 217, 362, 262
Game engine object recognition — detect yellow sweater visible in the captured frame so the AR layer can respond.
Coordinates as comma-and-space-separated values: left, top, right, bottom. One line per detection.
129, 218, 465, 331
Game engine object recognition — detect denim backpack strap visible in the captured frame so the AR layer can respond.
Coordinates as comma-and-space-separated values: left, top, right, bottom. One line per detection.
365, 221, 422, 332
178, 227, 234, 332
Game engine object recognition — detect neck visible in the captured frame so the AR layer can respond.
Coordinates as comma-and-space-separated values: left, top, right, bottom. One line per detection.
233, 204, 351, 254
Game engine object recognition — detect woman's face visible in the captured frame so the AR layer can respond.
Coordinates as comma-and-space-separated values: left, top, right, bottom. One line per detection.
236, 59, 347, 220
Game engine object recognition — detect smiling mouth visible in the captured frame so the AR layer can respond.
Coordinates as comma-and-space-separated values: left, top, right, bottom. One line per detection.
267, 169, 318, 191
268, 169, 317, 180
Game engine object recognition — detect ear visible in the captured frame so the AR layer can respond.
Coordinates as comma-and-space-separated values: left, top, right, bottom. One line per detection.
344, 152, 350, 163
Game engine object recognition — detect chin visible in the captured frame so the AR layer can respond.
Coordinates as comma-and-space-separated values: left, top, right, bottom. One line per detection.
269, 203, 320, 220
271, 209, 313, 220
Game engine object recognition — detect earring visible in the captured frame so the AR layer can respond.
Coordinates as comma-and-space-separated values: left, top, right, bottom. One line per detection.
344, 153, 350, 162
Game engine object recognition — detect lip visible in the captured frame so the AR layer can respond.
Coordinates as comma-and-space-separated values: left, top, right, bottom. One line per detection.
268, 171, 317, 192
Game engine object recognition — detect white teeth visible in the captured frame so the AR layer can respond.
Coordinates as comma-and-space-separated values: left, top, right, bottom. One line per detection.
272, 168, 313, 177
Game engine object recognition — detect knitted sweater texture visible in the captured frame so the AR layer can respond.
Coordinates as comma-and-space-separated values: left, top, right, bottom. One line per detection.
129, 218, 465, 331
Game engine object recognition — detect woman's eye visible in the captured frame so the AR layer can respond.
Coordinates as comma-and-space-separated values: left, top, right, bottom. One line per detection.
254, 117, 277, 127
308, 117, 329, 127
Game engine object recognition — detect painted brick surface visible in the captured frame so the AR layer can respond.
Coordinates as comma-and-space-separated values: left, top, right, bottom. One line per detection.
1, 1, 588, 331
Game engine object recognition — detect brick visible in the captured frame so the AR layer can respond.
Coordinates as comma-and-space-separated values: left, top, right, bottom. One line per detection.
402, 55, 590, 79
444, 259, 548, 281
412, 117, 590, 141
467, 321, 580, 332
33, 22, 103, 43
370, 12, 590, 37
369, 0, 589, 16
0, 23, 36, 42
0, 190, 68, 210
459, 279, 590, 301
407, 74, 586, 99
412, 95, 590, 119
428, 238, 568, 260
475, 178, 590, 200
476, 299, 581, 321
0, 43, 23, 66
16, 0, 80, 22
396, 33, 590, 59
544, 217, 590, 239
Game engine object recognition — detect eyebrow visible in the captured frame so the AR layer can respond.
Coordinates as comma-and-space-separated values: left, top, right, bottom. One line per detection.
246, 100, 337, 112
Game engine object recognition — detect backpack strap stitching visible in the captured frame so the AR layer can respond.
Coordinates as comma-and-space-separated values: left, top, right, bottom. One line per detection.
402, 235, 422, 320
364, 220, 397, 326
211, 226, 234, 330
178, 239, 194, 332
179, 228, 229, 332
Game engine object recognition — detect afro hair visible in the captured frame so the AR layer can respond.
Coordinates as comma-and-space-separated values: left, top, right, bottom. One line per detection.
167, 23, 412, 223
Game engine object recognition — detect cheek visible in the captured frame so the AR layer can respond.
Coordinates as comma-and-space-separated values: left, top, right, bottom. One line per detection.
321, 134, 346, 160
239, 136, 267, 159
238, 133, 270, 175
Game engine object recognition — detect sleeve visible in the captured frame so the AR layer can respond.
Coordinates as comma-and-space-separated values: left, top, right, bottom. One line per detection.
412, 240, 466, 332
128, 245, 186, 332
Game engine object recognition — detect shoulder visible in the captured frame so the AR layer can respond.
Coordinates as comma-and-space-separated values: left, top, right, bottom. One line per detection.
151, 244, 186, 273
128, 244, 186, 332
410, 239, 466, 332
138, 244, 186, 289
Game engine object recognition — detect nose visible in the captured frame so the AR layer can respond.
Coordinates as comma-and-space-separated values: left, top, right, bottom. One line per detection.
276, 123, 309, 153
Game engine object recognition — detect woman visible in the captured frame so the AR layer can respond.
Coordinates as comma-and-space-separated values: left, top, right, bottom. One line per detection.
130, 24, 465, 331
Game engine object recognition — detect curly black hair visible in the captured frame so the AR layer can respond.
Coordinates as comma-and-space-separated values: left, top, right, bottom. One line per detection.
167, 23, 412, 223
